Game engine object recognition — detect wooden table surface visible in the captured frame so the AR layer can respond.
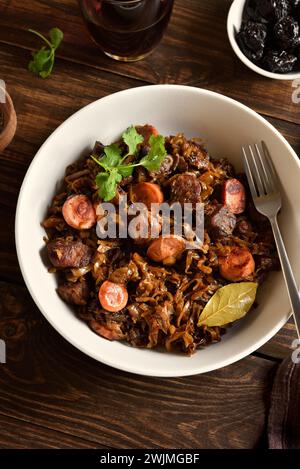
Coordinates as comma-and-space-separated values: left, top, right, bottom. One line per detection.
0, 0, 298, 449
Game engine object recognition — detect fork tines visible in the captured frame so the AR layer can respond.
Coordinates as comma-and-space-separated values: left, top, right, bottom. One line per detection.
242, 141, 279, 199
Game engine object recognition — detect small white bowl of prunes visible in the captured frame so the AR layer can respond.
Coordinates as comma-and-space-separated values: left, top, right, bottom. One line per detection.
227, 0, 300, 80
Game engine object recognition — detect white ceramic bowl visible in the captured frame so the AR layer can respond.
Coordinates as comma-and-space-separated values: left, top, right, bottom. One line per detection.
227, 0, 300, 80
15, 85, 300, 377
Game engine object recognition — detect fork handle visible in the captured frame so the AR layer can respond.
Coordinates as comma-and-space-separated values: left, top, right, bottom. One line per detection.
270, 216, 300, 339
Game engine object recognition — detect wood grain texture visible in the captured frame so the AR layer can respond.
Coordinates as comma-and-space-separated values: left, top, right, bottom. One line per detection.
0, 414, 100, 449
257, 318, 297, 360
1, 0, 300, 124
0, 0, 299, 450
0, 281, 276, 449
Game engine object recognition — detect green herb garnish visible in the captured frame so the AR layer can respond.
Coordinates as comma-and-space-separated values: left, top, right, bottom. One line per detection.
28, 28, 63, 78
92, 126, 166, 202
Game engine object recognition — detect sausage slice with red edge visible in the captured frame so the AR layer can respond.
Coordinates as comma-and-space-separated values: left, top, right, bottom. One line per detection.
130, 182, 164, 208
98, 280, 128, 312
62, 194, 96, 230
222, 179, 246, 214
219, 246, 255, 282
147, 235, 186, 263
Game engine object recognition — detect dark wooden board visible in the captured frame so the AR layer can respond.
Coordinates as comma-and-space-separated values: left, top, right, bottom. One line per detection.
0, 0, 300, 124
0, 414, 100, 449
0, 0, 299, 450
0, 281, 276, 449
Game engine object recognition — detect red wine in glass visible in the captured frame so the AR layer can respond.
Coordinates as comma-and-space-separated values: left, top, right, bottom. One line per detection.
78, 0, 174, 61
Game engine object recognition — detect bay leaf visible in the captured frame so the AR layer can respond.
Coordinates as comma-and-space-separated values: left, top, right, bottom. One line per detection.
197, 282, 258, 327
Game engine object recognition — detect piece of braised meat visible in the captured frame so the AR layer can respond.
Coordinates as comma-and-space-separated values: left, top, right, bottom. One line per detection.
170, 173, 202, 205
57, 278, 90, 305
207, 205, 237, 239
47, 239, 93, 268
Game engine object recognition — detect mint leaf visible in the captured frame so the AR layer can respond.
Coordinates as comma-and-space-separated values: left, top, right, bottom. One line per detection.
122, 126, 143, 156
49, 28, 64, 49
96, 169, 122, 202
28, 28, 63, 78
139, 134, 166, 171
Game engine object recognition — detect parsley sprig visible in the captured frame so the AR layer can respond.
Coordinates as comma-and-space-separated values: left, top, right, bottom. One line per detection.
28, 28, 63, 78
92, 126, 166, 201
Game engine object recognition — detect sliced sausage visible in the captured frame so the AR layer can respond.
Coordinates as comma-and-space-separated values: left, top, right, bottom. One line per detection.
62, 194, 96, 230
219, 246, 255, 282
47, 239, 93, 268
147, 235, 186, 263
98, 280, 128, 312
208, 205, 236, 238
57, 279, 90, 305
130, 182, 164, 208
170, 173, 202, 205
222, 179, 246, 214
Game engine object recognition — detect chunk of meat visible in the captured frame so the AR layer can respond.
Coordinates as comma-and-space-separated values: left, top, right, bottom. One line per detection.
219, 246, 255, 282
47, 239, 93, 268
89, 320, 125, 341
185, 142, 210, 170
62, 194, 96, 230
170, 173, 202, 205
98, 280, 128, 312
208, 205, 236, 238
57, 279, 90, 305
222, 179, 246, 214
130, 182, 164, 208
147, 235, 186, 263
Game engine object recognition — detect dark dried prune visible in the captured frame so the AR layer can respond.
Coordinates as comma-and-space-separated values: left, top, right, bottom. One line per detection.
244, 0, 267, 22
239, 21, 268, 51
264, 49, 297, 72
236, 32, 264, 62
274, 16, 300, 48
290, 0, 300, 8
257, 0, 290, 22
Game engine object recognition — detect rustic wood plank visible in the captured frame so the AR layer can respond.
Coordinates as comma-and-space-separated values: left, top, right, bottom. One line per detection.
0, 0, 299, 124
0, 42, 147, 163
257, 318, 298, 360
1, 40, 299, 285
0, 281, 276, 449
0, 414, 100, 449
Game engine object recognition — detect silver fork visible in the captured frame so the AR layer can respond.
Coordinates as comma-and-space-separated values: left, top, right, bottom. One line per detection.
242, 142, 300, 339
